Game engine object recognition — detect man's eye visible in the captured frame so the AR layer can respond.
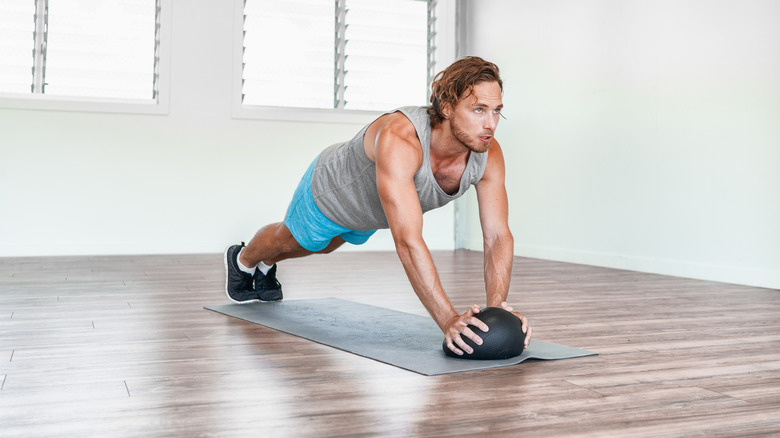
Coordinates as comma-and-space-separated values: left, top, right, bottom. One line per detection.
475, 108, 483, 113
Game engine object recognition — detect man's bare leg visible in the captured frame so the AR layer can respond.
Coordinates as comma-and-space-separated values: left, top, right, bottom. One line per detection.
240, 222, 347, 266
267, 237, 346, 265
227, 222, 347, 303
238, 222, 303, 268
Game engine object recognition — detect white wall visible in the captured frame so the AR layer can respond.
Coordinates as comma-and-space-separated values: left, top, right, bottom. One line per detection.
0, 0, 455, 257
461, 0, 780, 289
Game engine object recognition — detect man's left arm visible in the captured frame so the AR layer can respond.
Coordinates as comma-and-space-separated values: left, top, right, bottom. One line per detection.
475, 140, 533, 346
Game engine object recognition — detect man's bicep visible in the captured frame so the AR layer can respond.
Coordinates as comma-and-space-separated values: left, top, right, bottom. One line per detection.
375, 139, 424, 239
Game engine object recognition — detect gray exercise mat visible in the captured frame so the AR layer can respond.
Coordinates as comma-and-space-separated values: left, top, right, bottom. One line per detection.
205, 298, 597, 375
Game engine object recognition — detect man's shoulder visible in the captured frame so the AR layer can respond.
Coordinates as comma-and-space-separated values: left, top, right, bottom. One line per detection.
373, 111, 421, 143
370, 112, 424, 169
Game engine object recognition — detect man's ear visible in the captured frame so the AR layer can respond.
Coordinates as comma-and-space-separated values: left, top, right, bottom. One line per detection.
441, 102, 452, 119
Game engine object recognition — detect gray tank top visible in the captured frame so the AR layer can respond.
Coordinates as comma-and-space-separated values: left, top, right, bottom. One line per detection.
310, 106, 488, 230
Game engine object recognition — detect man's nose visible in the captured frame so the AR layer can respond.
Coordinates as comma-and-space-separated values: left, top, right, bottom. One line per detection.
484, 113, 499, 131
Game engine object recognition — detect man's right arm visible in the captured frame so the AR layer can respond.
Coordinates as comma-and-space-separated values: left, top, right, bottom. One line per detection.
370, 114, 488, 355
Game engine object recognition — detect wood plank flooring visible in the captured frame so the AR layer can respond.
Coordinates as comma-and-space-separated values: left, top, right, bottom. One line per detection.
1, 251, 778, 437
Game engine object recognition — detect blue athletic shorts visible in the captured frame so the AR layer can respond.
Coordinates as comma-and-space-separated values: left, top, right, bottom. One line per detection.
284, 158, 377, 252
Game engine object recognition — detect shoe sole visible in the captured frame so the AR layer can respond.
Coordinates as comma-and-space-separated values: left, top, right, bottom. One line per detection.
224, 244, 259, 305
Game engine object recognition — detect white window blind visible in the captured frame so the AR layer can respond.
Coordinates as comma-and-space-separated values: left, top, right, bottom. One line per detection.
0, 0, 35, 94
242, 0, 431, 111
242, 0, 334, 109
0, 0, 160, 101
342, 0, 428, 111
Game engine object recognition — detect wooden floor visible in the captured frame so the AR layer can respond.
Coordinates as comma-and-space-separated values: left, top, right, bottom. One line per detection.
1, 251, 779, 437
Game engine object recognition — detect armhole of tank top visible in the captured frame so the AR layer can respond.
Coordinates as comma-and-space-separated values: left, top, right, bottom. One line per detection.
394, 108, 429, 174
359, 108, 419, 163
357, 110, 390, 164
395, 108, 425, 148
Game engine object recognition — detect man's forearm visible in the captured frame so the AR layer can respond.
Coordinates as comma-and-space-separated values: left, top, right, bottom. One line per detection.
484, 233, 514, 307
394, 237, 458, 332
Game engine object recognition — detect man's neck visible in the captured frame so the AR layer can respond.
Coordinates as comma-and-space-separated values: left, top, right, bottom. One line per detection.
429, 123, 471, 195
430, 122, 470, 164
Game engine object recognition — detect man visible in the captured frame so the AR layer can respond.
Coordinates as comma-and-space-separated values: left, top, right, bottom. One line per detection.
225, 56, 532, 356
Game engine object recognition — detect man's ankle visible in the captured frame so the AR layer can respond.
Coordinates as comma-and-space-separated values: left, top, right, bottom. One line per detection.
256, 261, 273, 275
236, 249, 256, 275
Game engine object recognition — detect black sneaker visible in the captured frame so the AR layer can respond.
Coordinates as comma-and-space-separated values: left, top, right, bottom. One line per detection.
224, 243, 259, 304
254, 264, 283, 302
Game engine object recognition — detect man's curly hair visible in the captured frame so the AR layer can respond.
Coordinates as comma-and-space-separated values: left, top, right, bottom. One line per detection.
427, 56, 503, 127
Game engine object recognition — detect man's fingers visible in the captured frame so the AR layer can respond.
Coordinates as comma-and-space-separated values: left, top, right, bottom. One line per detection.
505, 310, 532, 348
447, 330, 475, 355
515, 313, 533, 348
465, 305, 488, 332
444, 305, 499, 356
519, 314, 529, 332
524, 325, 533, 348
447, 325, 483, 355
453, 332, 475, 355
446, 337, 464, 356
467, 315, 489, 333
461, 326, 483, 347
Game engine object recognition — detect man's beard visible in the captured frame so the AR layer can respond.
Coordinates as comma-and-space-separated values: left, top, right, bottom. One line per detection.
451, 116, 491, 153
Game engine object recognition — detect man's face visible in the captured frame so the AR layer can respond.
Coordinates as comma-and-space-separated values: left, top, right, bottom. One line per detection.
448, 80, 503, 153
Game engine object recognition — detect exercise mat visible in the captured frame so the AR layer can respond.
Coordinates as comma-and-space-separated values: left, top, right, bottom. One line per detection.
205, 298, 597, 375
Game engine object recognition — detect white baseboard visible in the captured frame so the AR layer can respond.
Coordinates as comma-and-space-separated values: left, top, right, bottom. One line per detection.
515, 244, 780, 290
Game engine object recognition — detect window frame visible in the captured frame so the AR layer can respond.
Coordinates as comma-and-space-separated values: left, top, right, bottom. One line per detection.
0, 0, 171, 116
231, 0, 457, 124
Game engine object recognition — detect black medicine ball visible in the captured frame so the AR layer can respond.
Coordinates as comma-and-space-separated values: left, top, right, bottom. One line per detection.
442, 307, 526, 360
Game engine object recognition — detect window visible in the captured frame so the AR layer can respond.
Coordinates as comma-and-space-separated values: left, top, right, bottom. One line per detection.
0, 0, 161, 103
0, 0, 35, 95
241, 0, 432, 112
